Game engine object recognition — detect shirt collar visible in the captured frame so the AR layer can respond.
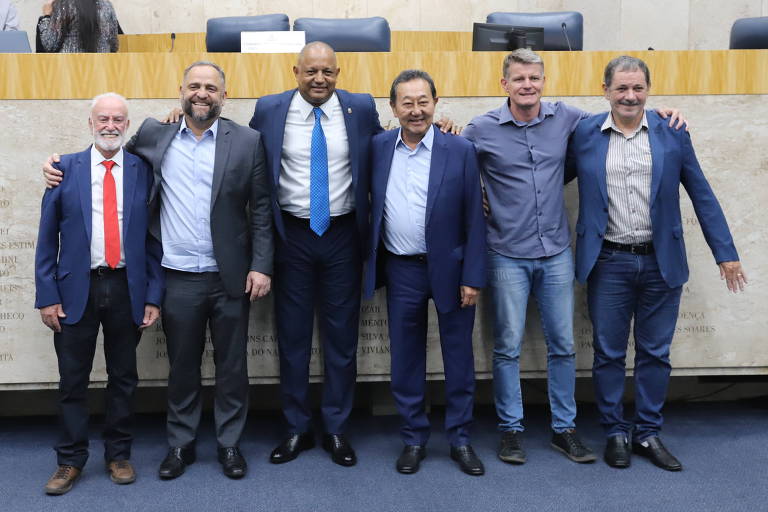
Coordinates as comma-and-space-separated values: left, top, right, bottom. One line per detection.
498, 99, 555, 126
90, 145, 124, 169
601, 111, 648, 136
179, 116, 219, 139
395, 124, 434, 152
294, 90, 339, 121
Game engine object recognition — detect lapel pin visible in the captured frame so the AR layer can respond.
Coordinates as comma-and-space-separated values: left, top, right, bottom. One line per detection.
347, 107, 352, 114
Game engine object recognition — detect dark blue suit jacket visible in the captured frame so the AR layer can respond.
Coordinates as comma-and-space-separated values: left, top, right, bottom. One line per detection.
248, 88, 383, 250
35, 147, 164, 325
566, 110, 739, 288
364, 128, 487, 313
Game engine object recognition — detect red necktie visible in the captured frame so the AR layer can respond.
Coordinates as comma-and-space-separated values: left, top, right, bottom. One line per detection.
102, 160, 120, 269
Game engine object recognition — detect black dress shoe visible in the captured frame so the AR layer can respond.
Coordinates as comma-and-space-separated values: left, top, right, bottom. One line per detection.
396, 445, 426, 474
218, 446, 247, 479
269, 433, 315, 464
450, 445, 484, 476
632, 436, 682, 471
322, 434, 357, 467
604, 435, 631, 468
158, 446, 196, 479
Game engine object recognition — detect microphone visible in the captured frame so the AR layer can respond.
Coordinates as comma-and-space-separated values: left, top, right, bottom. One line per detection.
170, 32, 176, 52
561, 22, 573, 51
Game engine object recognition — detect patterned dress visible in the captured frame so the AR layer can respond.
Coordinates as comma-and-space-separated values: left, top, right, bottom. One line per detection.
38, 0, 118, 53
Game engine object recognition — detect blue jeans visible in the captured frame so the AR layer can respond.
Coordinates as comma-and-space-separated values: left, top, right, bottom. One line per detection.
587, 247, 682, 441
487, 248, 577, 433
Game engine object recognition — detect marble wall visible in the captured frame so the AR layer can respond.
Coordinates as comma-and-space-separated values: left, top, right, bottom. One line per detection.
10, 0, 768, 51
0, 93, 765, 389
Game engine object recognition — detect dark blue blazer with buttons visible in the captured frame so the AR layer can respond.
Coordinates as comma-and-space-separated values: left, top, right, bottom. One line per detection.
565, 110, 738, 288
34, 147, 164, 325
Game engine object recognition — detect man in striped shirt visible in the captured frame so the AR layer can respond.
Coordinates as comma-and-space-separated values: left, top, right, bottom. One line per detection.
566, 55, 746, 471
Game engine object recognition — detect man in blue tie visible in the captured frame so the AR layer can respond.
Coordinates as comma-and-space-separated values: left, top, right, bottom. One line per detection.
250, 42, 383, 466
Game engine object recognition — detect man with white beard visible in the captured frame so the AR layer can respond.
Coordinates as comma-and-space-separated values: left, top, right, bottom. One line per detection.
35, 92, 164, 495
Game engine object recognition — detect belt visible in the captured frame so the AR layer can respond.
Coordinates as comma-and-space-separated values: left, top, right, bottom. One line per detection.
603, 240, 654, 255
91, 266, 126, 276
387, 251, 427, 263
282, 211, 355, 227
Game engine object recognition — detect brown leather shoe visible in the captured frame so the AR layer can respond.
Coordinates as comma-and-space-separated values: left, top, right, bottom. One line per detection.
44, 465, 81, 495
107, 460, 136, 484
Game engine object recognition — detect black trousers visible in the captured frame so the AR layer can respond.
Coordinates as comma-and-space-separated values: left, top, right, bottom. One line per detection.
162, 270, 250, 448
274, 212, 362, 434
54, 268, 141, 469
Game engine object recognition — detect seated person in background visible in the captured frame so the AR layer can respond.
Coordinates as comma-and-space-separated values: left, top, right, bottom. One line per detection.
38, 0, 119, 53
1, 0, 20, 30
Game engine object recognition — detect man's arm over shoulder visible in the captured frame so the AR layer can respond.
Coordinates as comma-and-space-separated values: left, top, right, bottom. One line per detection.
363, 93, 384, 135
125, 117, 169, 157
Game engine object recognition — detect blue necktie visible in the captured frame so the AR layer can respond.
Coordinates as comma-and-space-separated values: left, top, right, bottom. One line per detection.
310, 107, 330, 236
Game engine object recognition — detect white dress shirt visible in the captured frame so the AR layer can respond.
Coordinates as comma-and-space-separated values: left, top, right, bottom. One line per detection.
90, 145, 125, 268
278, 91, 353, 218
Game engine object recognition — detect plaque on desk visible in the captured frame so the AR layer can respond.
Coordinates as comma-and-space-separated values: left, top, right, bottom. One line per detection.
241, 31, 306, 53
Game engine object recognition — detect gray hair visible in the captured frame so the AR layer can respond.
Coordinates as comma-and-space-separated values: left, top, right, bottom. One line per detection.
604, 55, 651, 88
90, 92, 129, 114
183, 60, 226, 87
389, 69, 437, 103
503, 48, 544, 78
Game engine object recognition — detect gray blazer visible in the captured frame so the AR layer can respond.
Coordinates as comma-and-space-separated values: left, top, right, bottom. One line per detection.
126, 117, 273, 298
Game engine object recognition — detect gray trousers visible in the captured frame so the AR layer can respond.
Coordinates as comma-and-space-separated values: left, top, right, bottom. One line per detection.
162, 269, 250, 448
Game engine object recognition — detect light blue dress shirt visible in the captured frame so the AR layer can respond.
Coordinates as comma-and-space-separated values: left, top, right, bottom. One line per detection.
382, 126, 434, 255
159, 118, 219, 272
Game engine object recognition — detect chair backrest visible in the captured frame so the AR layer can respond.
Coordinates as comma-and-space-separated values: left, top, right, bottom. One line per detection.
206, 14, 290, 52
486, 11, 583, 51
292, 17, 390, 52
0, 30, 31, 53
730, 17, 768, 49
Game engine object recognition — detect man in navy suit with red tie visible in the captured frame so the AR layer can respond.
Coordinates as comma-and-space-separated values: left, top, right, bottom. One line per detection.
364, 70, 486, 476
35, 93, 163, 494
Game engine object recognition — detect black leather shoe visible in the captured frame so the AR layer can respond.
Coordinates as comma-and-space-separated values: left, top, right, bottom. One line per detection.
218, 446, 247, 479
269, 433, 315, 464
632, 436, 682, 471
322, 434, 357, 467
396, 445, 426, 474
158, 446, 196, 479
450, 445, 484, 476
604, 435, 631, 468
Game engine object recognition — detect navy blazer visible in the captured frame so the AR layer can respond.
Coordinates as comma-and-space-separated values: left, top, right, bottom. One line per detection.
364, 128, 487, 314
566, 110, 739, 288
35, 147, 164, 325
248, 88, 383, 249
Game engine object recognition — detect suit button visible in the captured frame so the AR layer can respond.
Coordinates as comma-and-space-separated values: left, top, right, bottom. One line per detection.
598, 233, 604, 238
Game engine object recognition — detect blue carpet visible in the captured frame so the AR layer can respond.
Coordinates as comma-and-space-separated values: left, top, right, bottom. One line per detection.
1, 400, 767, 511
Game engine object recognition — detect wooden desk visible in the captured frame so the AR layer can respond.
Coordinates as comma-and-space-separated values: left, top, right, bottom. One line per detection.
2, 50, 767, 99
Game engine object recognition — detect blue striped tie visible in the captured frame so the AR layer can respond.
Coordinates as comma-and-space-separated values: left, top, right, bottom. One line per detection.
310, 107, 330, 236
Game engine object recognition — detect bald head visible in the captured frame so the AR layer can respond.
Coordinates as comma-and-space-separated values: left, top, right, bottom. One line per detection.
297, 41, 337, 67
293, 41, 340, 106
